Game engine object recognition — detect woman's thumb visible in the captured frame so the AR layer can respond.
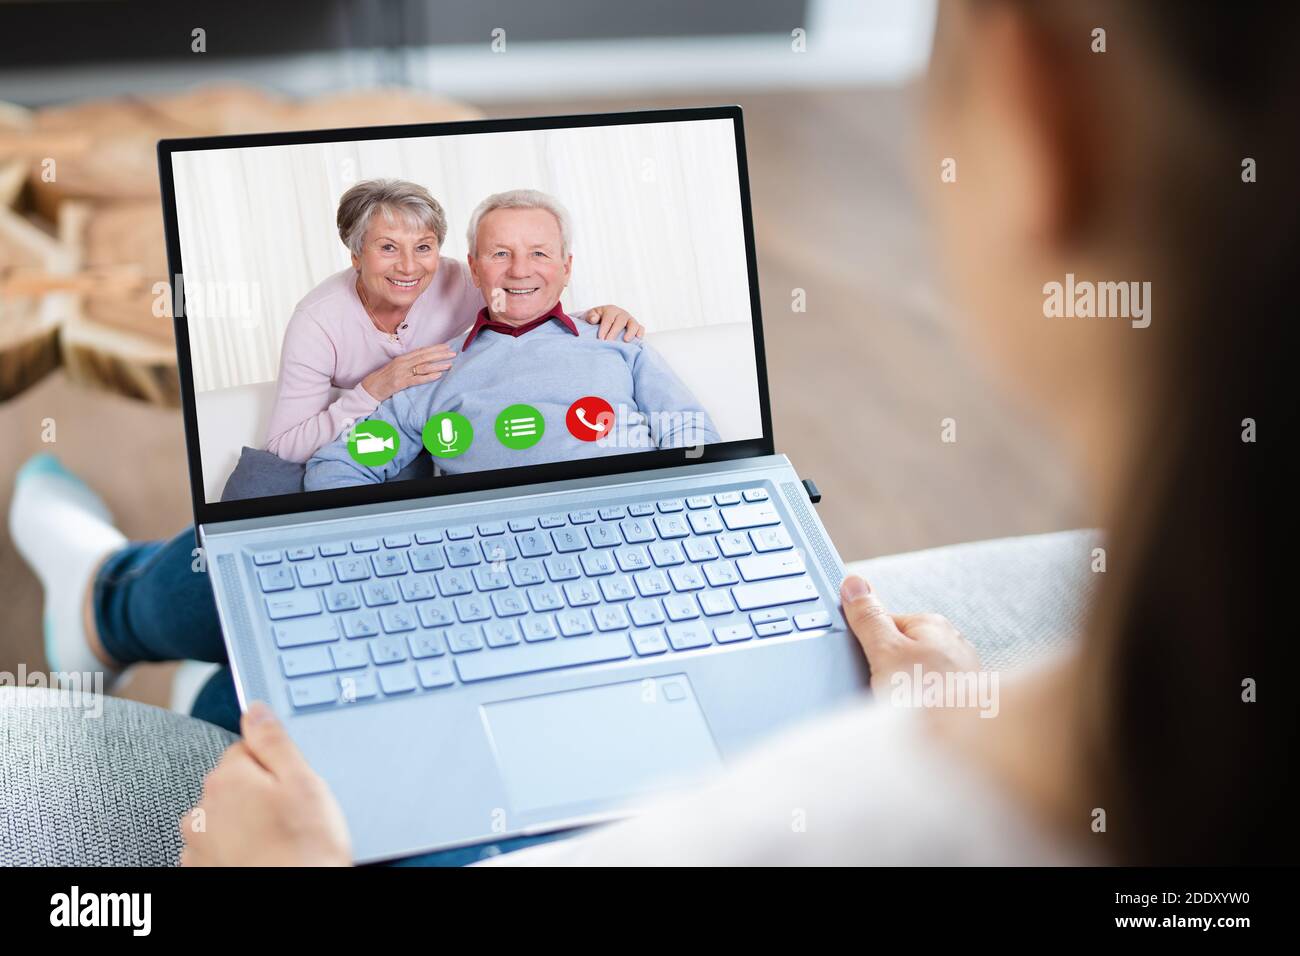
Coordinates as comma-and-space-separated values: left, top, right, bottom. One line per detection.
840, 576, 900, 653
241, 701, 309, 777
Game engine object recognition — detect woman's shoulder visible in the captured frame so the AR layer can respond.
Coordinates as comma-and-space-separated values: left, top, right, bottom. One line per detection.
291, 267, 359, 319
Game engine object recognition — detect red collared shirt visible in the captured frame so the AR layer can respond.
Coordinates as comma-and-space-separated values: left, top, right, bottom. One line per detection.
461, 300, 578, 350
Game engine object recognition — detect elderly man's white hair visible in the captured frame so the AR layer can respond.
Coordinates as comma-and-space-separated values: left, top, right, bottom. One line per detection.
466, 189, 574, 259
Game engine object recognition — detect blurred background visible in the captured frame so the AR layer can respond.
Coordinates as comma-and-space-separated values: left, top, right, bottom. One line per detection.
0, 0, 1083, 694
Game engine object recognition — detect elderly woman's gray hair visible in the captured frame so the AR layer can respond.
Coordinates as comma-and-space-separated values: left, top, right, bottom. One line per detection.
336, 179, 448, 258
466, 189, 574, 258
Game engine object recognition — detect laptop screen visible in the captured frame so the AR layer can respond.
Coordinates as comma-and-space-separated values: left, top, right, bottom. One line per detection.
160, 108, 771, 523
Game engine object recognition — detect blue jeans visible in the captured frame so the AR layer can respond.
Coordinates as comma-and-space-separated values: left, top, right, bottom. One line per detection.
93, 528, 574, 864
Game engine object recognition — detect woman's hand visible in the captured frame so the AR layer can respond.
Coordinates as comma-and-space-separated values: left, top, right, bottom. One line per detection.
181, 702, 352, 867
360, 343, 456, 402
840, 575, 980, 696
585, 305, 645, 342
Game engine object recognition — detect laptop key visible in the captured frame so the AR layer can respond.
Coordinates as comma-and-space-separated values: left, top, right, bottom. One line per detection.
330, 642, 369, 669
557, 609, 594, 637
509, 560, 545, 586
508, 517, 536, 532
732, 576, 819, 611
265, 592, 321, 620
714, 491, 742, 506
751, 527, 794, 553
615, 546, 651, 572
379, 607, 417, 633
580, 551, 616, 576
629, 599, 665, 627
415, 529, 443, 545
517, 531, 553, 558
717, 533, 752, 558
720, 504, 780, 530
668, 565, 705, 591
435, 570, 472, 596
409, 546, 445, 572
477, 521, 505, 536
340, 611, 379, 638
687, 511, 724, 535
657, 498, 685, 513
703, 561, 741, 587
551, 528, 587, 553
492, 591, 528, 617
795, 609, 834, 630
631, 627, 669, 655
649, 542, 686, 567
338, 671, 378, 702
484, 621, 521, 648
445, 542, 481, 567
666, 622, 711, 650
472, 567, 510, 590
593, 606, 630, 632
568, 509, 597, 524
756, 620, 794, 637
454, 632, 632, 683
318, 542, 348, 557
288, 676, 338, 710
627, 503, 655, 517
737, 552, 805, 582
416, 659, 456, 689
619, 518, 656, 544
481, 538, 518, 563
685, 495, 712, 510
654, 515, 690, 539
383, 534, 411, 548
333, 556, 371, 582
446, 626, 484, 653
684, 538, 720, 563
446, 525, 474, 540
408, 632, 445, 659
399, 576, 436, 601
372, 553, 408, 577
743, 487, 770, 502
362, 581, 398, 606
455, 596, 491, 622
528, 586, 564, 612
538, 513, 567, 528
634, 570, 671, 597
286, 546, 315, 561
370, 636, 408, 664
598, 505, 627, 520
544, 555, 581, 581
714, 623, 755, 644
378, 665, 417, 695
296, 563, 332, 587
272, 617, 340, 649
599, 575, 636, 602
521, 616, 558, 642
663, 594, 700, 622
417, 601, 454, 628
257, 566, 295, 592
586, 523, 622, 548
253, 550, 282, 566
699, 591, 735, 616
323, 582, 361, 613
351, 538, 380, 553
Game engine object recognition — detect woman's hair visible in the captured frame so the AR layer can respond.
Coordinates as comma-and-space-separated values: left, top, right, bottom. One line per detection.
990, 1, 1296, 863
465, 189, 574, 259
336, 178, 448, 257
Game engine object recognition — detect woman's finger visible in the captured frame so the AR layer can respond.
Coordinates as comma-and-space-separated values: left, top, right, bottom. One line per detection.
240, 701, 312, 780
840, 576, 903, 656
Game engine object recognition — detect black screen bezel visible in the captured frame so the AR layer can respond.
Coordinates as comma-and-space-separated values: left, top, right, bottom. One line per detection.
157, 105, 775, 527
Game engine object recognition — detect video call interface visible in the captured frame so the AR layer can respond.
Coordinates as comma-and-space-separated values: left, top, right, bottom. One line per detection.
172, 119, 764, 503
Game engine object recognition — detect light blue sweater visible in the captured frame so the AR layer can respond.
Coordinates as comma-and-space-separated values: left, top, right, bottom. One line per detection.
305, 316, 720, 488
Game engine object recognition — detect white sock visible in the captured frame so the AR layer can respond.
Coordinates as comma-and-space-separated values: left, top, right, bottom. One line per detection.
9, 454, 127, 681
170, 660, 223, 715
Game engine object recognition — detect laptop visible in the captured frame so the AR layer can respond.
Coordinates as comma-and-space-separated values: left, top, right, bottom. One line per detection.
158, 106, 868, 863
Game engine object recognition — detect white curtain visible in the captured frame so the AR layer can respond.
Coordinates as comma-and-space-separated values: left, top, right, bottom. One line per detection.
171, 119, 751, 392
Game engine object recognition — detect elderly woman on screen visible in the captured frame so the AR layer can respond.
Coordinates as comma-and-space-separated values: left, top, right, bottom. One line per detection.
264, 178, 644, 462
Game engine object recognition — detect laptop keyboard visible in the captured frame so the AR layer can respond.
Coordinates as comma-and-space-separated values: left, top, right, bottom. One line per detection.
249, 485, 835, 711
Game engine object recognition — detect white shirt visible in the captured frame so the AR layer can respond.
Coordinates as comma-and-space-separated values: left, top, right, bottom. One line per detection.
478, 700, 1083, 866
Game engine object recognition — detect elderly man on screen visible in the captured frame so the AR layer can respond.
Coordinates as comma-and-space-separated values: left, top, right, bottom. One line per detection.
305, 189, 718, 488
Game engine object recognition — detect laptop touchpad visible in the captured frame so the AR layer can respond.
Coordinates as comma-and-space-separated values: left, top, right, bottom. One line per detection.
482, 674, 721, 815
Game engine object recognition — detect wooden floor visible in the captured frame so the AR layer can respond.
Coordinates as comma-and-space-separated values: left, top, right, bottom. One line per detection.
0, 88, 1084, 697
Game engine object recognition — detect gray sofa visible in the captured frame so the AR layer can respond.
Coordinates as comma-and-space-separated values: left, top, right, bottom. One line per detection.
0, 529, 1097, 866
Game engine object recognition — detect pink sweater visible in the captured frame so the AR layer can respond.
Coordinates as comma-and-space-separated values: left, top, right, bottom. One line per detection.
264, 260, 481, 462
